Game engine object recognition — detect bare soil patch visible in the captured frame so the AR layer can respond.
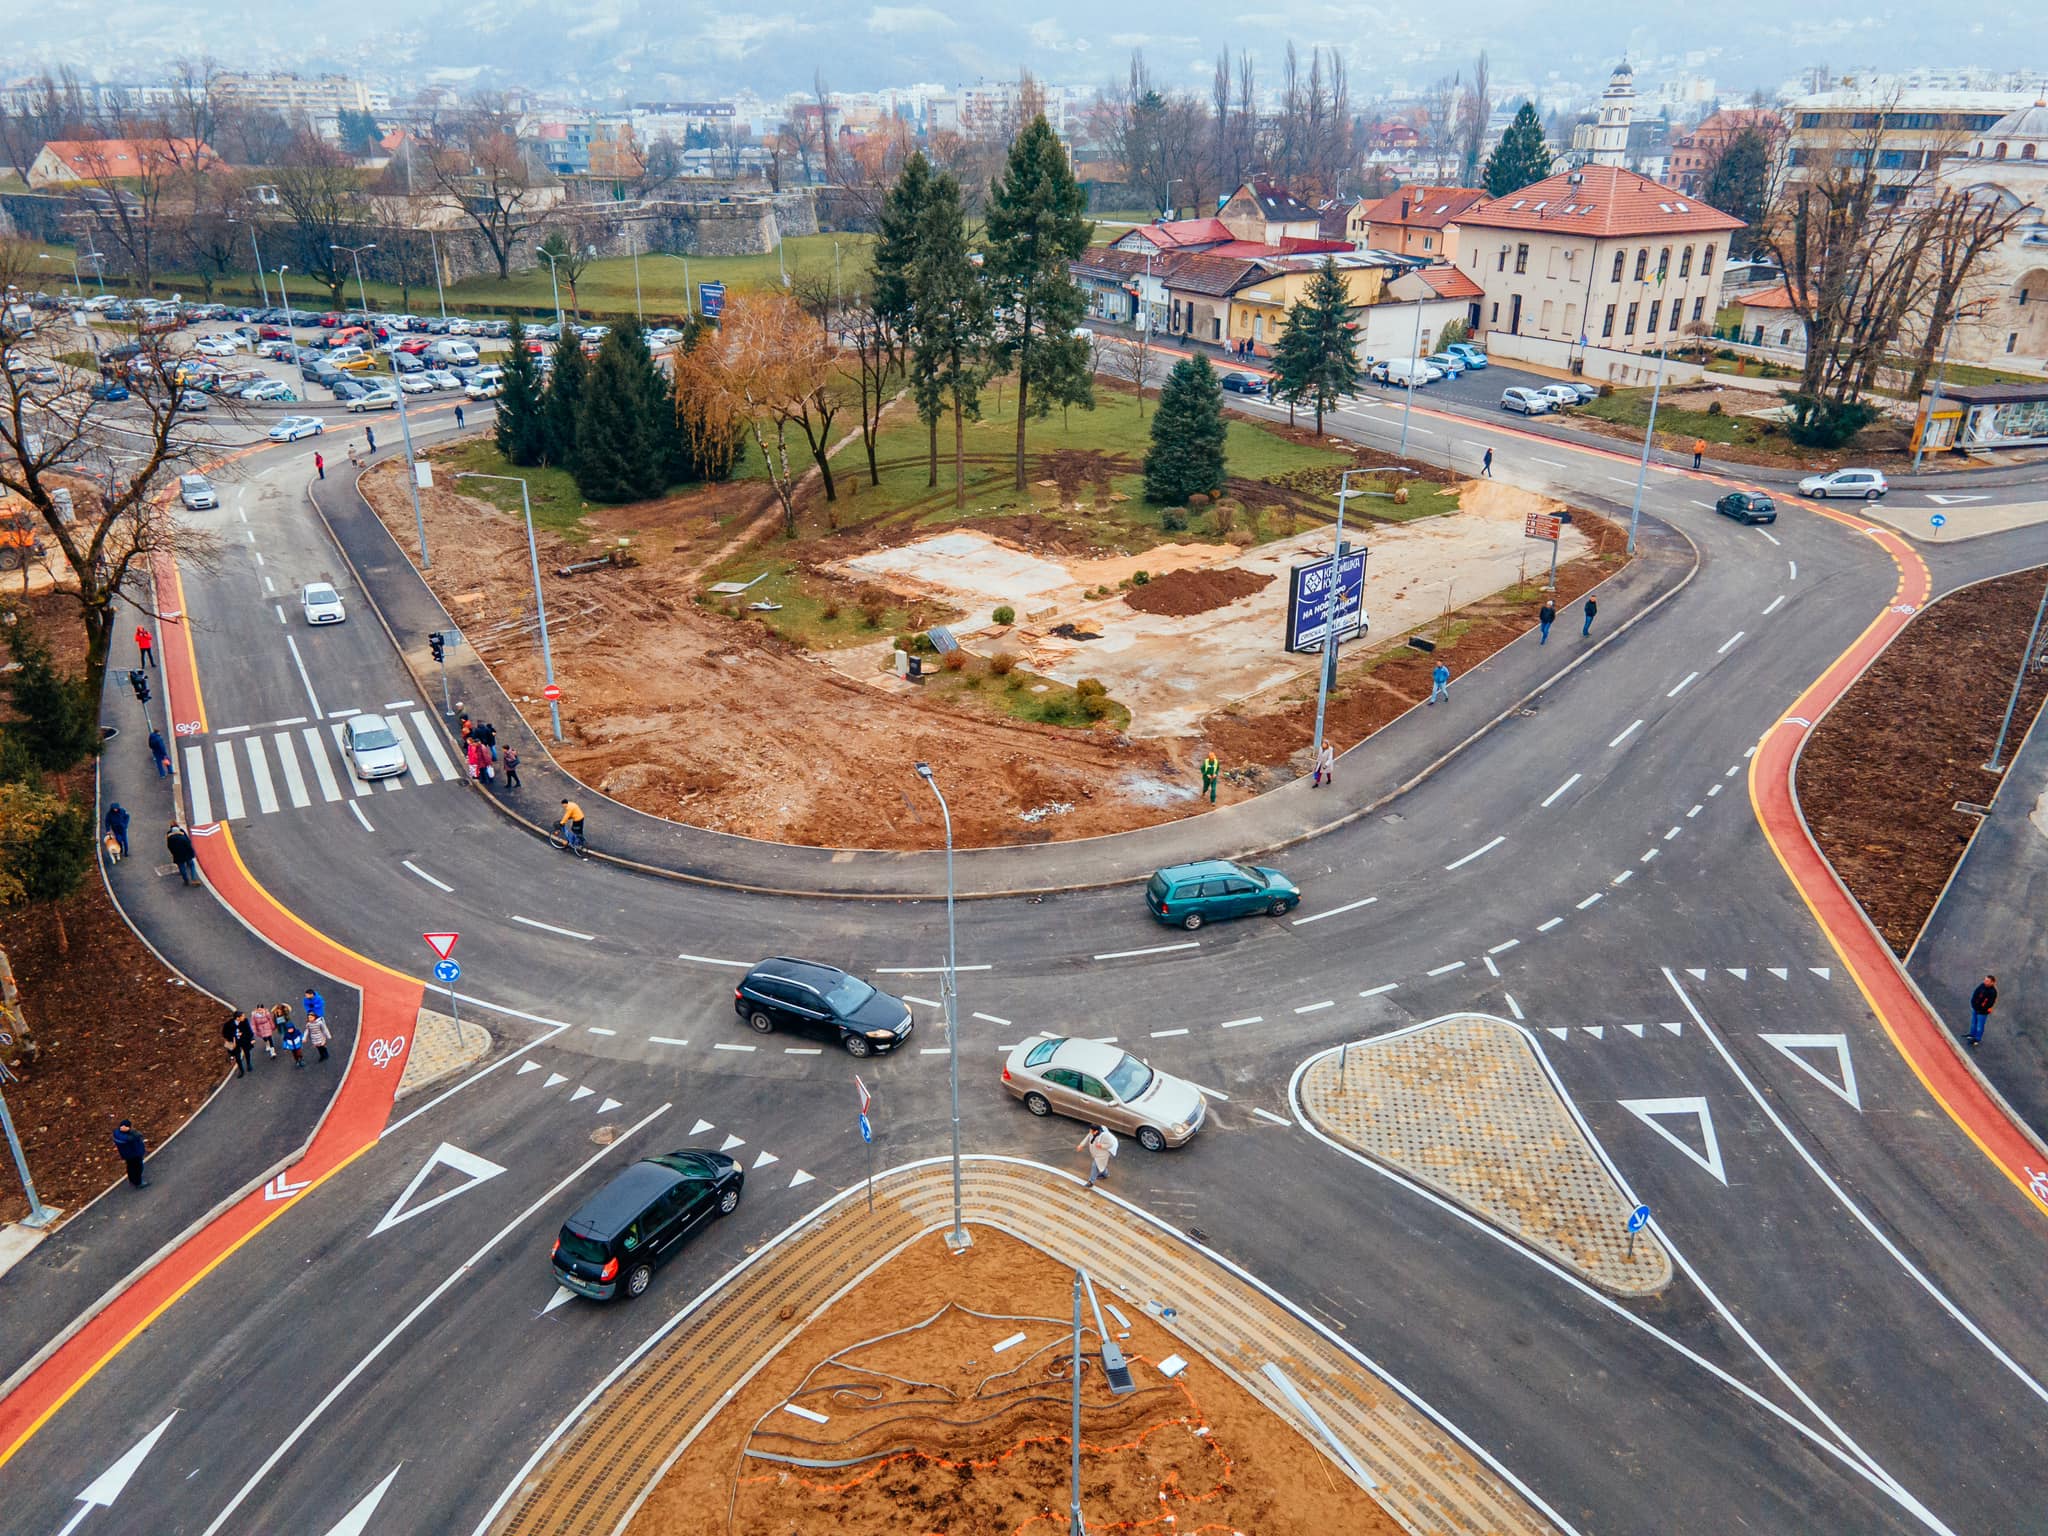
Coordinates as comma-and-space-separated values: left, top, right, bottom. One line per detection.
0, 593, 226, 1225
1800, 567, 2048, 954
626, 1226, 1397, 1536
1123, 565, 1274, 616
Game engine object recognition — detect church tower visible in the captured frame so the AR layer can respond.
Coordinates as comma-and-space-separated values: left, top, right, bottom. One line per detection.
1590, 60, 1635, 167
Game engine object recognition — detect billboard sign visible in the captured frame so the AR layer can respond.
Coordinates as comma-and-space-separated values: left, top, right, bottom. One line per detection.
1523, 512, 1562, 542
699, 281, 726, 318
1287, 547, 1369, 652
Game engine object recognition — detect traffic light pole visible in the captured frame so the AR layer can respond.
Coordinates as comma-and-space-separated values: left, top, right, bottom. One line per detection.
428, 631, 452, 714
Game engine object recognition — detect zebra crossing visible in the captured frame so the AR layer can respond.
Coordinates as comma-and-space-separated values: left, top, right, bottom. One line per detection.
182, 709, 464, 823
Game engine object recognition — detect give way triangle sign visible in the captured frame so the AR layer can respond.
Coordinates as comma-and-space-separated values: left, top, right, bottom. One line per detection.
423, 932, 459, 961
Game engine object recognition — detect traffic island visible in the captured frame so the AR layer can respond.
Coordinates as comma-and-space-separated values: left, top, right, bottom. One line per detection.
1297, 1018, 1672, 1296
490, 1159, 1557, 1536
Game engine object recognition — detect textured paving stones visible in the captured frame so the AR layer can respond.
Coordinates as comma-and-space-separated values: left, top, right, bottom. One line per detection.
395, 1006, 493, 1096
1300, 1015, 1673, 1296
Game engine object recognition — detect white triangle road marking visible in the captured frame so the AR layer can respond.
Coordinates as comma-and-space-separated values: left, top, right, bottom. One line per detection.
1810, 966, 1832, 980
1686, 968, 1706, 980
1768, 967, 1789, 980
1584, 1026, 1604, 1040
752, 1149, 779, 1168
569, 1085, 594, 1102
1727, 968, 1748, 980
1658, 1021, 1683, 1036
690, 1118, 714, 1135
719, 1134, 746, 1152
1618, 1096, 1728, 1185
1759, 1033, 1862, 1111
1625, 1024, 1646, 1038
543, 1072, 567, 1089
517, 1060, 541, 1075
370, 1142, 507, 1236
790, 1169, 814, 1188
317, 1465, 403, 1536
543, 1285, 576, 1315
598, 1097, 622, 1114
1547, 1028, 1569, 1041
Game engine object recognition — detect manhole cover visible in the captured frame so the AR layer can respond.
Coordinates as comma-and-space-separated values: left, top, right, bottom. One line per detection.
1382, 812, 1405, 825
591, 1125, 618, 1145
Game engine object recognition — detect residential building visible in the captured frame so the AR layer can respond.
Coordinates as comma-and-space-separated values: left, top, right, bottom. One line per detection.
1734, 284, 1806, 352
525, 120, 642, 179
214, 72, 389, 141
1071, 244, 1415, 353
27, 137, 217, 188
1449, 164, 1744, 360
1367, 264, 1489, 359
1665, 109, 1786, 196
1929, 101, 2048, 376
1347, 185, 1488, 260
1222, 251, 1410, 352
1217, 180, 1324, 244
1784, 85, 2028, 201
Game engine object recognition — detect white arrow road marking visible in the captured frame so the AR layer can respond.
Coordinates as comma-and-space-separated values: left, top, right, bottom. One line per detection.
1759, 1033, 1862, 1111
790, 1170, 814, 1188
58, 1412, 177, 1534
542, 1286, 576, 1315
317, 1466, 402, 1536
370, 1142, 507, 1236
1619, 1096, 1728, 1185
263, 1170, 311, 1202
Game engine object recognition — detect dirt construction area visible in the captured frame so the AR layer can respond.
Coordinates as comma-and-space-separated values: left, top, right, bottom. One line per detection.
363, 397, 1620, 849
624, 1226, 1397, 1536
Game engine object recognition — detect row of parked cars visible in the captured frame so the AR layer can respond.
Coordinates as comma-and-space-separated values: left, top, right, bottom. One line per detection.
1499, 381, 1600, 415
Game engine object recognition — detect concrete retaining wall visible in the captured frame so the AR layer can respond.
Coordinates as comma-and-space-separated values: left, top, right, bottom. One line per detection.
1481, 332, 1706, 389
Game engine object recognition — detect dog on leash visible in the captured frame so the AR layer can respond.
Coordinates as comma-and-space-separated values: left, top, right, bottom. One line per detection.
102, 833, 123, 864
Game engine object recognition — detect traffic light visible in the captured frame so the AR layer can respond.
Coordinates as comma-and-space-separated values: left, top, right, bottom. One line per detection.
128, 668, 150, 703
428, 631, 445, 663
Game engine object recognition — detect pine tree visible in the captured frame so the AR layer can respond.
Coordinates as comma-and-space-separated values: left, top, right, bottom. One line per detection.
984, 114, 1095, 490
1269, 258, 1361, 434
1702, 125, 1774, 257
908, 169, 992, 509
1483, 102, 1554, 197
1143, 355, 1226, 507
494, 316, 547, 467
0, 608, 99, 775
572, 323, 667, 504
873, 152, 933, 484
540, 334, 588, 471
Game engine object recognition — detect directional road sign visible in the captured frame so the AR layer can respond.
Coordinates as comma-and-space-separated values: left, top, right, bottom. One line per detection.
423, 932, 459, 961
433, 959, 461, 985
855, 1073, 872, 1114
1627, 1203, 1652, 1233
859, 1112, 873, 1145
1930, 513, 1947, 529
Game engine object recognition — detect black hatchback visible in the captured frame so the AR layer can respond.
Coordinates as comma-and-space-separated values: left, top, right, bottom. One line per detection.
1715, 491, 1778, 525
735, 957, 914, 1056
551, 1151, 743, 1301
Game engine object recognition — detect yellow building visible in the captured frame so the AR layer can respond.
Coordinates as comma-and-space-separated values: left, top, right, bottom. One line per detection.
1218, 253, 1405, 352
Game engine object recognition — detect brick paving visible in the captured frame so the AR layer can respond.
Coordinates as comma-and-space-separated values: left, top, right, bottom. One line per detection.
395, 1006, 492, 1096
1300, 1016, 1672, 1295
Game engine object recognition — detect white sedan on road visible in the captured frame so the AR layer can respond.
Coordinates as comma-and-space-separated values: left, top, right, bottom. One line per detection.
268, 415, 326, 442
342, 714, 407, 780
347, 386, 399, 413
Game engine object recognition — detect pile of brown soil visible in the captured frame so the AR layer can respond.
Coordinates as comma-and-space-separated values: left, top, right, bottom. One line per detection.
628, 1228, 1398, 1536
0, 594, 226, 1225
1800, 567, 2048, 954
1123, 565, 1274, 616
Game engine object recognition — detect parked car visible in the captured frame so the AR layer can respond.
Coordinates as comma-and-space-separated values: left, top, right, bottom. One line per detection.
267, 415, 325, 442
1001, 1036, 1207, 1152
341, 714, 407, 780
550, 1150, 742, 1301
1500, 386, 1555, 415
398, 373, 439, 394
1219, 370, 1267, 396
1425, 351, 1466, 378
1443, 342, 1488, 369
24, 364, 59, 386
463, 367, 505, 399
256, 339, 296, 360
241, 379, 296, 402
1144, 859, 1299, 929
733, 958, 913, 1056
1715, 490, 1778, 525
192, 336, 242, 358
329, 377, 371, 402
426, 339, 479, 367
421, 368, 460, 391
177, 473, 219, 510
300, 581, 345, 624
392, 351, 425, 374
89, 380, 131, 402
347, 385, 399, 412
396, 337, 432, 355
1370, 358, 1435, 387
1798, 467, 1888, 501
1543, 381, 1599, 406
176, 389, 210, 412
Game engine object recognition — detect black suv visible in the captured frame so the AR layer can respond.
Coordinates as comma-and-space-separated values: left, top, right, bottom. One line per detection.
551, 1151, 742, 1301
1715, 491, 1778, 525
734, 958, 914, 1056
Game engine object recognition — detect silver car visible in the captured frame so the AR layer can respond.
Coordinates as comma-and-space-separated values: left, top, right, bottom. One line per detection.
342, 714, 407, 780
178, 474, 219, 510
1001, 1035, 1207, 1151
1798, 467, 1889, 501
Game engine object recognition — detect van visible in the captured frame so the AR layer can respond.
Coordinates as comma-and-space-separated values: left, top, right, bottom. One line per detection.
550, 1151, 744, 1300
427, 339, 479, 367
1371, 358, 1435, 388
462, 366, 505, 400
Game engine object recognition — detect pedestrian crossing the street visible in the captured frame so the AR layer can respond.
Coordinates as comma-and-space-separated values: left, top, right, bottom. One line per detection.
181, 708, 463, 824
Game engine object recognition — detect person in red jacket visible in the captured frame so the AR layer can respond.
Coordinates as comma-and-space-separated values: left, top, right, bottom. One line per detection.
135, 625, 155, 669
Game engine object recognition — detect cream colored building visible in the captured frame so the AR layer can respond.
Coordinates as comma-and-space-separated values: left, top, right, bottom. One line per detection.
1929, 101, 2048, 376
1449, 164, 1744, 358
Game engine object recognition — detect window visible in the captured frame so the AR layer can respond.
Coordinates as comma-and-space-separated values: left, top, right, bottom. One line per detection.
1624, 302, 1639, 335
1490, 302, 1499, 322
1211, 316, 1221, 340
1422, 234, 1433, 250
1540, 299, 1554, 331
1996, 142, 2008, 160
1692, 297, 1705, 323
1646, 299, 1662, 333
1679, 245, 1694, 278
1671, 302, 1684, 332
1702, 244, 1716, 272
1657, 247, 1671, 281
1780, 327, 1793, 347
1611, 249, 1625, 282
2010, 333, 2019, 353
1514, 242, 1529, 274
1497, 246, 1508, 272
2026, 145, 2038, 161
1634, 250, 1648, 281
1602, 303, 1616, 337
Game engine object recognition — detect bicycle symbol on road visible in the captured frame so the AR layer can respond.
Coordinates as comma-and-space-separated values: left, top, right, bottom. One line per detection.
174, 720, 201, 736
366, 1035, 409, 1070
2028, 1166, 2048, 1205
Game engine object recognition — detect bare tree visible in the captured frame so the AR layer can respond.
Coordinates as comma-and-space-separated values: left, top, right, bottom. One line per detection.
1455, 51, 1491, 184
0, 70, 89, 184
66, 99, 215, 296
270, 131, 372, 303
1420, 73, 1462, 183
1095, 329, 1156, 417
425, 99, 553, 280
1902, 184, 2028, 398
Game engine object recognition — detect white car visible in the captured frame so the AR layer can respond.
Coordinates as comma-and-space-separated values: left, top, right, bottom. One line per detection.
342, 714, 407, 780
1500, 387, 1555, 415
1536, 384, 1583, 409
268, 415, 326, 442
347, 387, 399, 412
301, 581, 346, 624
193, 336, 242, 358
398, 373, 438, 394
463, 368, 505, 400
647, 327, 683, 348
256, 339, 296, 360
1798, 467, 1889, 501
178, 473, 219, 510
446, 318, 476, 335
241, 379, 297, 402
422, 369, 460, 391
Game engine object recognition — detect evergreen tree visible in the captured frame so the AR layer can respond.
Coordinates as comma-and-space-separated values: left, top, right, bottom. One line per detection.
872, 151, 930, 345
984, 114, 1095, 490
494, 316, 547, 467
1483, 102, 1554, 197
1702, 125, 1774, 257
540, 334, 588, 471
573, 323, 666, 503
1143, 355, 1227, 507
1268, 258, 1361, 434
0, 609, 99, 775
909, 170, 993, 510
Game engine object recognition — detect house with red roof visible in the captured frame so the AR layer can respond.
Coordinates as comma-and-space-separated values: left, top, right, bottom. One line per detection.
1347, 186, 1488, 261
1449, 164, 1743, 362
28, 137, 217, 189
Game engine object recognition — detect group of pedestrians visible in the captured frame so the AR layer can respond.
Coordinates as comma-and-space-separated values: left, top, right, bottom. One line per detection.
222, 989, 331, 1077
459, 713, 520, 790
1534, 597, 1600, 645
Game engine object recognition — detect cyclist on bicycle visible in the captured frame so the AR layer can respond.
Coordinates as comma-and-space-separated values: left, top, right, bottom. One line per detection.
556, 798, 585, 852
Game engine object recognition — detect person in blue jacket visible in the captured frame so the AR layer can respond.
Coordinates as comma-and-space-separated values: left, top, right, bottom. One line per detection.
103, 802, 130, 858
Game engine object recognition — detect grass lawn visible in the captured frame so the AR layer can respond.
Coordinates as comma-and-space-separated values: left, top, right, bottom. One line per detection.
695, 558, 950, 651
921, 652, 1131, 731
428, 439, 596, 537
1579, 389, 1771, 448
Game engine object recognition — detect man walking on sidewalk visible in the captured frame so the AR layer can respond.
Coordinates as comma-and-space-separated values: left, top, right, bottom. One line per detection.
1538, 600, 1556, 644
1969, 974, 1998, 1047
1482, 447, 1494, 477
104, 801, 130, 858
112, 1118, 149, 1188
1078, 1125, 1118, 1188
1200, 752, 1220, 803
314, 450, 325, 480
223, 1011, 255, 1077
1582, 596, 1598, 637
149, 728, 173, 778
166, 822, 198, 884
1428, 660, 1451, 704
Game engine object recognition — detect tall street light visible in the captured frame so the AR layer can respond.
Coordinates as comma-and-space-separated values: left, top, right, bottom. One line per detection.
913, 761, 969, 1251
455, 472, 563, 740
1398, 270, 1426, 457
428, 229, 448, 321
274, 266, 306, 391
333, 241, 378, 316
538, 247, 566, 336
1624, 344, 1669, 556
337, 244, 433, 569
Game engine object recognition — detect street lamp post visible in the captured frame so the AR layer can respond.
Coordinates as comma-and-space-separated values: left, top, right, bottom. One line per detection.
629, 222, 643, 324
538, 248, 565, 336
1986, 573, 2048, 773
1069, 1270, 1088, 1536
248, 222, 270, 308
1309, 470, 1359, 774
1912, 302, 1986, 472
456, 473, 562, 741
913, 762, 969, 1251
334, 241, 378, 316
1624, 345, 1670, 556
428, 230, 448, 321
274, 266, 305, 391
0, 1083, 57, 1230
1398, 275, 1426, 457
336, 246, 434, 569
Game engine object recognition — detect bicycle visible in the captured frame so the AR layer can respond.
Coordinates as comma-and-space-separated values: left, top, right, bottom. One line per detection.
548, 820, 588, 859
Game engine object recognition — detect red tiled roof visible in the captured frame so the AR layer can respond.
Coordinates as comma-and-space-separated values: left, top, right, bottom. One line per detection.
1413, 265, 1484, 300
1356, 185, 1488, 231
1118, 217, 1234, 250
1203, 237, 1352, 259
39, 137, 216, 176
1157, 252, 1269, 298
1739, 285, 1805, 310
1454, 165, 1744, 238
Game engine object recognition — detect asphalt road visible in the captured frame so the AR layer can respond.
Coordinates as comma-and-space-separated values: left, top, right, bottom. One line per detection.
4, 373, 2048, 1536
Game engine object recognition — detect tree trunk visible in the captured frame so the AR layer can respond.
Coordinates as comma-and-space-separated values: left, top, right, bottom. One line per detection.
52, 905, 67, 956
1012, 308, 1032, 490
928, 413, 938, 489
953, 393, 966, 510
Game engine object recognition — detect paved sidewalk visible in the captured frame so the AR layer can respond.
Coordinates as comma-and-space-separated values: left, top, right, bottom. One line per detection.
309, 450, 1695, 899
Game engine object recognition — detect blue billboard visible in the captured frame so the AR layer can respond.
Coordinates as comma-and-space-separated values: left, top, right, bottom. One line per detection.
1286, 547, 1368, 652
699, 281, 726, 318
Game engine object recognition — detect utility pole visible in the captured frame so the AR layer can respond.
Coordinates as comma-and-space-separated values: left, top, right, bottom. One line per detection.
914, 763, 968, 1251
1625, 345, 1669, 556
1309, 470, 1358, 773
1069, 1271, 1088, 1536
